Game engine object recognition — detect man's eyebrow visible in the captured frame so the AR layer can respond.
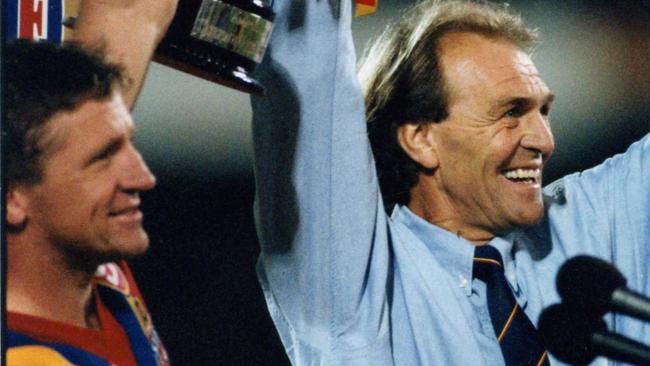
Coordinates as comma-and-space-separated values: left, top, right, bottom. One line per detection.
543, 93, 556, 105
85, 136, 124, 166
495, 92, 556, 108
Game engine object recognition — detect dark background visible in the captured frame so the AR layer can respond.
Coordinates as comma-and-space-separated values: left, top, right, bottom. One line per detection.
133, 177, 281, 365
127, 1, 650, 365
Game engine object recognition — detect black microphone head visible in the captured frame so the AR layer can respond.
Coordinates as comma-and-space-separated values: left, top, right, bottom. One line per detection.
556, 255, 627, 314
538, 303, 607, 365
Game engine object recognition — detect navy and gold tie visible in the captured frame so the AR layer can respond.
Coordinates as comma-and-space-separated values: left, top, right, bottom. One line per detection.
473, 245, 549, 366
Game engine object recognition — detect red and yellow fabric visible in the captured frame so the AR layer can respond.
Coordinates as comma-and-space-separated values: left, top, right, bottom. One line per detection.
354, 0, 378, 16
7, 346, 77, 366
7, 262, 169, 366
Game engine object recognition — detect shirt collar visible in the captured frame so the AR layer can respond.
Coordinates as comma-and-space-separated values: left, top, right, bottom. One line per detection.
392, 205, 521, 298
392, 205, 476, 296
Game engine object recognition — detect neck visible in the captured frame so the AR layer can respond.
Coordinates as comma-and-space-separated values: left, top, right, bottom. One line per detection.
7, 232, 99, 329
408, 181, 495, 245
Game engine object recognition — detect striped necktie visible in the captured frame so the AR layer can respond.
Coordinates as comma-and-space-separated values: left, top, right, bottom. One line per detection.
473, 245, 549, 366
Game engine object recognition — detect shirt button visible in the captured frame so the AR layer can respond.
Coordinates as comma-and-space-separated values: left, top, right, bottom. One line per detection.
459, 275, 468, 288
507, 272, 516, 283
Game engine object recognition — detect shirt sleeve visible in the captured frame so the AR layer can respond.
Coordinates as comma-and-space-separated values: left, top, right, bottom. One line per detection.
544, 133, 650, 299
250, 0, 392, 364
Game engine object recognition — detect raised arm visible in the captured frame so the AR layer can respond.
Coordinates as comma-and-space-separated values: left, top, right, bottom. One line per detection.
543, 134, 649, 257
251, 0, 392, 363
539, 133, 650, 310
73, 0, 178, 108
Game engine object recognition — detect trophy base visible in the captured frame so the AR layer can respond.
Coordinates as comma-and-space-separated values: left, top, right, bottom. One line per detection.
155, 43, 265, 96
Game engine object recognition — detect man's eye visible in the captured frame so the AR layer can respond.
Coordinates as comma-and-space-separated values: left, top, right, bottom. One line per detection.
90, 143, 120, 164
540, 104, 551, 116
504, 108, 521, 118
94, 150, 111, 162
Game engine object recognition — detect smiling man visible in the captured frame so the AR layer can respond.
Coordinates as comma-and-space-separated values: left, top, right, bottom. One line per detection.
5, 40, 166, 366
251, 0, 649, 365
398, 31, 555, 241
5, 1, 176, 364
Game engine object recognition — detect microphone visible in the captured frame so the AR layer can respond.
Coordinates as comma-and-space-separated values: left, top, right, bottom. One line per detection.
556, 255, 650, 322
538, 304, 650, 365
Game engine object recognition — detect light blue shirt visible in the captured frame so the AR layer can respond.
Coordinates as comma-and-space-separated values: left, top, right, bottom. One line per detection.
251, 1, 650, 365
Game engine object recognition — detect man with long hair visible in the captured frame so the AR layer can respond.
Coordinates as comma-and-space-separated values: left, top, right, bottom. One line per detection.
251, 1, 649, 365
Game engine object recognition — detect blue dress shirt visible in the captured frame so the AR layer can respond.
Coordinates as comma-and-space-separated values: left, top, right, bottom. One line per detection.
251, 1, 650, 365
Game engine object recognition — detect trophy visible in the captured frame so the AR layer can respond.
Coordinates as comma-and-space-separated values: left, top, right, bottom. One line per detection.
155, 0, 275, 95
8, 0, 274, 94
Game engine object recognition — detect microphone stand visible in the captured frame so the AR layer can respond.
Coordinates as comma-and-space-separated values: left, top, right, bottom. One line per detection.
591, 330, 650, 365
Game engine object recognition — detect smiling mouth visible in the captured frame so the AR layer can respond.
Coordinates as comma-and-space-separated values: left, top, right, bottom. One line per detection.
501, 168, 541, 184
109, 207, 143, 221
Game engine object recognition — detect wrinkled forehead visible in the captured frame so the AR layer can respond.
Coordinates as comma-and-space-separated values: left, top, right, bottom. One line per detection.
438, 32, 549, 103
41, 93, 132, 154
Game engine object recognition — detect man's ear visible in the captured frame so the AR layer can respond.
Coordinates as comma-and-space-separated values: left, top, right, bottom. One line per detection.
397, 122, 439, 169
7, 186, 30, 229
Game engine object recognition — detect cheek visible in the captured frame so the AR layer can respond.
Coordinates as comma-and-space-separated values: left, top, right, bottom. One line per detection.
78, 179, 115, 214
440, 136, 492, 176
49, 178, 112, 219
483, 130, 520, 167
437, 129, 477, 165
45, 189, 91, 224
27, 190, 82, 238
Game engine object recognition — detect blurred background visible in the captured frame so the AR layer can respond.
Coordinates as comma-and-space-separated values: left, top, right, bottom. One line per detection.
112, 0, 650, 364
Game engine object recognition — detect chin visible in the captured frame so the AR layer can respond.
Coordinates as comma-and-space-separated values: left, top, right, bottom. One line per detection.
115, 236, 150, 259
112, 228, 150, 254
513, 206, 545, 228
82, 247, 147, 272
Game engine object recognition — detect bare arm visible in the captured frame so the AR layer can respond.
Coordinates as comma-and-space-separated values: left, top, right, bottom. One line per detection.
73, 0, 178, 108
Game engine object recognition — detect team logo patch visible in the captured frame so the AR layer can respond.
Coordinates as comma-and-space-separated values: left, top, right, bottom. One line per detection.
6, 0, 78, 42
94, 263, 130, 293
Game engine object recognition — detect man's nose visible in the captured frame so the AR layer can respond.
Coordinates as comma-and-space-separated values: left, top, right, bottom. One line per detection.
119, 143, 157, 191
521, 112, 555, 160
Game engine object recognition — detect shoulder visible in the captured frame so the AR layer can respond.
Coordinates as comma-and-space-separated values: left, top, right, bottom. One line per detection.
7, 331, 107, 366
7, 344, 77, 366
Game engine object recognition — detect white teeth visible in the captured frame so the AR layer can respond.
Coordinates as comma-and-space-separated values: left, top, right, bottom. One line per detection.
503, 168, 540, 180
